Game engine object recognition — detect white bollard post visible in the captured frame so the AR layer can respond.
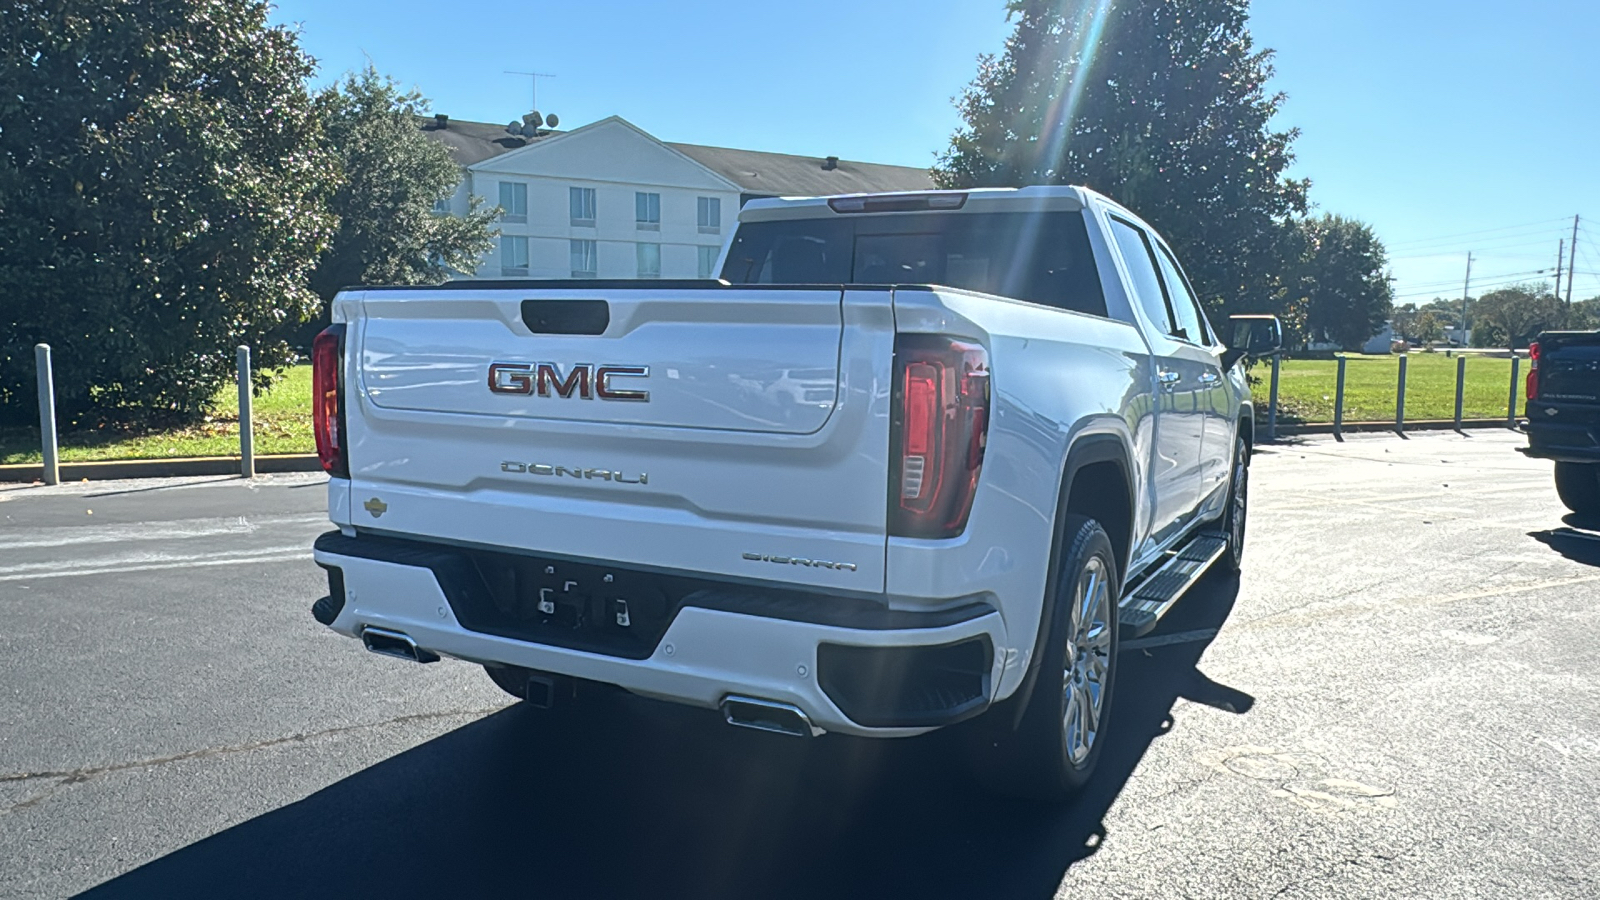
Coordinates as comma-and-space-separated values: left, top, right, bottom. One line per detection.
237, 346, 254, 478
35, 344, 59, 485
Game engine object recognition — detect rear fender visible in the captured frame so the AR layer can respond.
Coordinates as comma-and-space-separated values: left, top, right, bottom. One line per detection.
1003, 432, 1135, 730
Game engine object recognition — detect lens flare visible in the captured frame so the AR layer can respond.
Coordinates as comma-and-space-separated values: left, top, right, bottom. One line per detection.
1035, 0, 1115, 179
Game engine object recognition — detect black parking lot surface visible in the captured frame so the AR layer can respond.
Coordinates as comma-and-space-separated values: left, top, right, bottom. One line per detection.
2, 430, 1597, 898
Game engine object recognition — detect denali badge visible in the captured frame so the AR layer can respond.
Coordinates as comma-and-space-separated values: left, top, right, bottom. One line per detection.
743, 552, 858, 572
502, 461, 648, 485
488, 362, 649, 401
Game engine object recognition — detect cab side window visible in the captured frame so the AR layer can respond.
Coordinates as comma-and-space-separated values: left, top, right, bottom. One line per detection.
1107, 217, 1176, 335
1153, 243, 1215, 346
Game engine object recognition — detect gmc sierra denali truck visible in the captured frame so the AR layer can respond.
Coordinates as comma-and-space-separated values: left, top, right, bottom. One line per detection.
1520, 331, 1600, 515
308, 186, 1282, 799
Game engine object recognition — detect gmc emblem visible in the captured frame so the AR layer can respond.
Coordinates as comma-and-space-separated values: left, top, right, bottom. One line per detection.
488, 362, 649, 401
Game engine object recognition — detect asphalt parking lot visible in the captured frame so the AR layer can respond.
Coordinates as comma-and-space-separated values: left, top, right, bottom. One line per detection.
2, 429, 1597, 899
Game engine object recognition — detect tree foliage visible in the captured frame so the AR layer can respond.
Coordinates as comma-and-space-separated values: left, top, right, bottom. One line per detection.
297, 69, 496, 343
1390, 303, 1418, 341
1471, 285, 1566, 350
1293, 214, 1393, 350
0, 0, 337, 427
1420, 296, 1470, 333
935, 0, 1309, 318
1566, 296, 1600, 332
1413, 309, 1446, 344
1391, 304, 1448, 346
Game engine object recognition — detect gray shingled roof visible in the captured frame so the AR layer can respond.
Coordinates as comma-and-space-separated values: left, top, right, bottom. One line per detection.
666, 142, 934, 198
418, 117, 934, 197
420, 117, 554, 166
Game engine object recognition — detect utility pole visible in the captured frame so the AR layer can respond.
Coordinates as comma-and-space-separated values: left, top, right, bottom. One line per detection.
1568, 214, 1580, 306
1461, 251, 1473, 346
504, 71, 557, 112
1556, 239, 1565, 298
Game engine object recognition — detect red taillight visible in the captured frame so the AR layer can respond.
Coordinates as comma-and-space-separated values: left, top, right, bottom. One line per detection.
890, 335, 989, 539
312, 326, 347, 477
1526, 341, 1540, 401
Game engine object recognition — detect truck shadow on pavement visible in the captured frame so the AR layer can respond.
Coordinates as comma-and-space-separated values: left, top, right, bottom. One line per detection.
1529, 519, 1600, 567
82, 575, 1250, 900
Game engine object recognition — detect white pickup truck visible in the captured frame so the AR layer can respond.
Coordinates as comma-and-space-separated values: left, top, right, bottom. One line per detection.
308, 186, 1281, 799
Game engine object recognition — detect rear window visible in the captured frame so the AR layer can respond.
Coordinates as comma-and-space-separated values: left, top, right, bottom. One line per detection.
721, 211, 1108, 318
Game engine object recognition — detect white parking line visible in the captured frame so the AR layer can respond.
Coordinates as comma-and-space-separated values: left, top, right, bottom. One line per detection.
0, 514, 326, 550
1122, 628, 1220, 652
0, 549, 314, 582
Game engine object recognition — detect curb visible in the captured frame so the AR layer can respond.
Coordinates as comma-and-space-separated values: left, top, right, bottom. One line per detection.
1273, 419, 1516, 437
0, 454, 323, 484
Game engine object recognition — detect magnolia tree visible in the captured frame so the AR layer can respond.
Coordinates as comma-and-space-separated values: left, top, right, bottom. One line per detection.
290, 69, 498, 349
0, 0, 337, 427
0, 6, 497, 427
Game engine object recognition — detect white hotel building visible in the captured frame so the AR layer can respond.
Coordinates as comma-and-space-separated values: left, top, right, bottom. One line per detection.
423, 115, 935, 280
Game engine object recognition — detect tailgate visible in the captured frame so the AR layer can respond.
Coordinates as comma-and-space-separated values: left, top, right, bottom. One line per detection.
1540, 334, 1600, 404
362, 287, 843, 433
343, 285, 895, 591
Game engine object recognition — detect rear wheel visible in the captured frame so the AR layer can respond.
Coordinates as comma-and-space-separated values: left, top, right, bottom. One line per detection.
1220, 435, 1249, 573
1554, 462, 1600, 516
970, 515, 1119, 802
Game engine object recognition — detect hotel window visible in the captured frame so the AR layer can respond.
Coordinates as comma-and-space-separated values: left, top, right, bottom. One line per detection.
697, 197, 721, 234
570, 239, 598, 278
498, 181, 527, 223
636, 242, 661, 278
500, 236, 529, 276
569, 187, 596, 226
698, 245, 719, 279
635, 191, 660, 230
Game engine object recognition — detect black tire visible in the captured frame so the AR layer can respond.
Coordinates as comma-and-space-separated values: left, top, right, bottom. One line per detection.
1554, 462, 1600, 516
970, 515, 1120, 802
1221, 434, 1249, 573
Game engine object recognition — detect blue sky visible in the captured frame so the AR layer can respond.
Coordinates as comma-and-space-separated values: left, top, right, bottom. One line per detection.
268, 0, 1600, 304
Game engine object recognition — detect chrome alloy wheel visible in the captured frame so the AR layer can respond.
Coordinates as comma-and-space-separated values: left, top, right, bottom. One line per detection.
1062, 555, 1113, 765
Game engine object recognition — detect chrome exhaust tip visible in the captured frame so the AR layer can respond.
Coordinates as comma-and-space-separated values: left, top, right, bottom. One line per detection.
361, 627, 440, 664
721, 696, 821, 738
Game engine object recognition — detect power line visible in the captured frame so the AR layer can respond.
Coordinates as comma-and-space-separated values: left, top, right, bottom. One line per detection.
1386, 216, 1572, 250
1386, 215, 1572, 247
1392, 272, 1555, 301
1395, 267, 1550, 291
1390, 235, 1572, 260
1580, 242, 1600, 274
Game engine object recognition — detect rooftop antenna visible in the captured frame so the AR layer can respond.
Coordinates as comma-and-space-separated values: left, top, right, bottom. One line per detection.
504, 70, 557, 113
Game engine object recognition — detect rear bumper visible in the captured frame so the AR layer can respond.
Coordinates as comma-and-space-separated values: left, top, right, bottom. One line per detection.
311, 531, 1003, 737
1522, 403, 1600, 463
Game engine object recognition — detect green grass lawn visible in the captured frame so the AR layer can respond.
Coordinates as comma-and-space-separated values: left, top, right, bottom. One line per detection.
1271, 353, 1521, 424
0, 366, 315, 465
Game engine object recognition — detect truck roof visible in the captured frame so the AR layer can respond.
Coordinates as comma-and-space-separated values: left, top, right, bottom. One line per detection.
738, 185, 1107, 222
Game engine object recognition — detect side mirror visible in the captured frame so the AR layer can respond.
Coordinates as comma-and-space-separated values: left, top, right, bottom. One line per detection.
1222, 315, 1283, 369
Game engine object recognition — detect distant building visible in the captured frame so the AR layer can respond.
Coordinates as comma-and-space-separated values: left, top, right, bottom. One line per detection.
422, 115, 935, 280
1362, 323, 1395, 354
